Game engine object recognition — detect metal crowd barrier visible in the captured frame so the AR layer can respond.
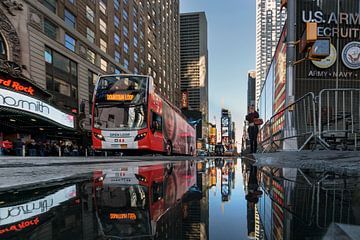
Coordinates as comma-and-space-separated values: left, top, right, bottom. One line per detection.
318, 89, 360, 150
259, 92, 317, 152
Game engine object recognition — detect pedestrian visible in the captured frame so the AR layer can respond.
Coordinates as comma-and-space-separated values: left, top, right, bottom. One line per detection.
246, 105, 260, 154
14, 138, 24, 156
39, 141, 46, 157
27, 139, 37, 156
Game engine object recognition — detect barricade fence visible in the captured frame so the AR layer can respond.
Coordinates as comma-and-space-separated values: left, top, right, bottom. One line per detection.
259, 92, 317, 152
318, 89, 360, 150
258, 88, 360, 152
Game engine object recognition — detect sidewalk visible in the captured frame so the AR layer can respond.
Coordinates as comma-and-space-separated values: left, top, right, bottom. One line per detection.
252, 150, 360, 175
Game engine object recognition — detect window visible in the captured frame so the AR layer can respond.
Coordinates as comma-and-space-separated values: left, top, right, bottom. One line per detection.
133, 22, 138, 32
99, 0, 106, 14
114, 16, 120, 28
147, 53, 151, 61
134, 67, 138, 74
100, 38, 107, 53
122, 9, 128, 21
124, 42, 129, 54
44, 47, 52, 63
114, 0, 119, 10
68, 0, 75, 4
124, 58, 129, 69
41, 0, 56, 13
86, 6, 94, 23
140, 30, 144, 40
123, 25, 128, 37
133, 7, 137, 18
65, 34, 75, 52
45, 47, 78, 100
64, 9, 76, 28
115, 68, 121, 74
123, 0, 128, 5
133, 36, 138, 48
44, 18, 57, 40
100, 19, 107, 33
134, 52, 138, 62
115, 51, 121, 63
100, 58, 107, 71
88, 70, 97, 108
86, 49, 95, 64
86, 28, 95, 43
114, 33, 120, 45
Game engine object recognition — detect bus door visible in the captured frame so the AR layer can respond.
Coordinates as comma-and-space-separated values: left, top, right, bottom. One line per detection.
149, 111, 163, 152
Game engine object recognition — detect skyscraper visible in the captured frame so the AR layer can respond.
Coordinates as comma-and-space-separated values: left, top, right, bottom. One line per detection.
255, 0, 286, 104
180, 12, 209, 139
247, 70, 256, 109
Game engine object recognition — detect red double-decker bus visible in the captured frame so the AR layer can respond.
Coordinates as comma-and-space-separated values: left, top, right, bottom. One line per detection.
91, 74, 196, 155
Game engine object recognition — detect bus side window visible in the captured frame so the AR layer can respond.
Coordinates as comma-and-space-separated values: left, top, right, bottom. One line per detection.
151, 111, 162, 132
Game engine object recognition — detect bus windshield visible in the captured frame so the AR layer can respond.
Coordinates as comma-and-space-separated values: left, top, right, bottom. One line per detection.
93, 75, 148, 130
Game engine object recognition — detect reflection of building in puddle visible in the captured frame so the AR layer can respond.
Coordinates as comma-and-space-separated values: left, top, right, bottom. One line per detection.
256, 166, 360, 240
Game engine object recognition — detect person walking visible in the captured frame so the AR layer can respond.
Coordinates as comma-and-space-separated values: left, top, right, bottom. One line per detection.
14, 138, 24, 156
246, 105, 260, 154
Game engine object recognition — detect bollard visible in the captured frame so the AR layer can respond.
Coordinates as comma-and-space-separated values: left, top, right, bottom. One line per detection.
22, 145, 26, 157
85, 148, 88, 157
58, 146, 62, 157
105, 151, 108, 157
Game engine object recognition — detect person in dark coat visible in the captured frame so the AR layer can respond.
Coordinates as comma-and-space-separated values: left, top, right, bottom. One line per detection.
14, 138, 24, 156
246, 105, 260, 153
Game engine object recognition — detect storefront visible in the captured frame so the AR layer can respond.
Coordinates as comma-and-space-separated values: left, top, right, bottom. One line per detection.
0, 60, 80, 155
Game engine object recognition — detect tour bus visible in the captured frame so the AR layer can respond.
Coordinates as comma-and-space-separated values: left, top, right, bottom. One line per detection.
92, 161, 198, 238
91, 74, 196, 155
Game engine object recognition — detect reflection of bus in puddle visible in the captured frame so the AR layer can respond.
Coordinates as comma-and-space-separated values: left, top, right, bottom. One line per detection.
93, 161, 198, 239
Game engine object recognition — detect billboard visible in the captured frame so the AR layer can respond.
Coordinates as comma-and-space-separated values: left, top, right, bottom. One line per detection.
295, 0, 360, 98
181, 90, 188, 109
0, 88, 75, 128
210, 127, 216, 145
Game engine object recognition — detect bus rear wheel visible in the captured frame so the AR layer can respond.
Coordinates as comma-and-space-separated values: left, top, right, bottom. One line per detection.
165, 142, 172, 156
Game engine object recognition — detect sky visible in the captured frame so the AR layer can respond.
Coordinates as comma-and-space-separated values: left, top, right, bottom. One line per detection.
180, 0, 256, 145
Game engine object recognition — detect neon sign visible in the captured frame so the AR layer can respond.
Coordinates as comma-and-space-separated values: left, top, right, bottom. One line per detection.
0, 217, 40, 235
109, 213, 137, 220
106, 94, 134, 101
0, 79, 35, 96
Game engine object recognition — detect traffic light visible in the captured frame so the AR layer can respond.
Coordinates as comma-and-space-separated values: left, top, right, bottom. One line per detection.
299, 22, 317, 53
308, 39, 330, 60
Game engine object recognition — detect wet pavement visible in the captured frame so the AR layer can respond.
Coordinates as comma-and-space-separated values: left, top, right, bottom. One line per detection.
0, 156, 360, 239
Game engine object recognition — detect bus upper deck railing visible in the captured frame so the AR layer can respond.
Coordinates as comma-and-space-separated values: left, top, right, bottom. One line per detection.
258, 88, 360, 152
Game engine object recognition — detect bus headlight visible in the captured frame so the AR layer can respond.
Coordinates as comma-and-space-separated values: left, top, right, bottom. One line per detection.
94, 133, 105, 141
134, 132, 147, 141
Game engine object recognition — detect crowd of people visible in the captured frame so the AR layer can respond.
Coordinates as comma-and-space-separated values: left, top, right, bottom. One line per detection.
0, 139, 92, 157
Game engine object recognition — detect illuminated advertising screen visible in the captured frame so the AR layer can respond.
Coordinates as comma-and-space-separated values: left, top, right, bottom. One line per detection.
0, 88, 75, 128
210, 127, 217, 145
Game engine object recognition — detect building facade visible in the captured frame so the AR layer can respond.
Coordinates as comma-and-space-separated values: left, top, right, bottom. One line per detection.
247, 70, 256, 109
255, 0, 286, 105
180, 12, 209, 140
0, 0, 181, 146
